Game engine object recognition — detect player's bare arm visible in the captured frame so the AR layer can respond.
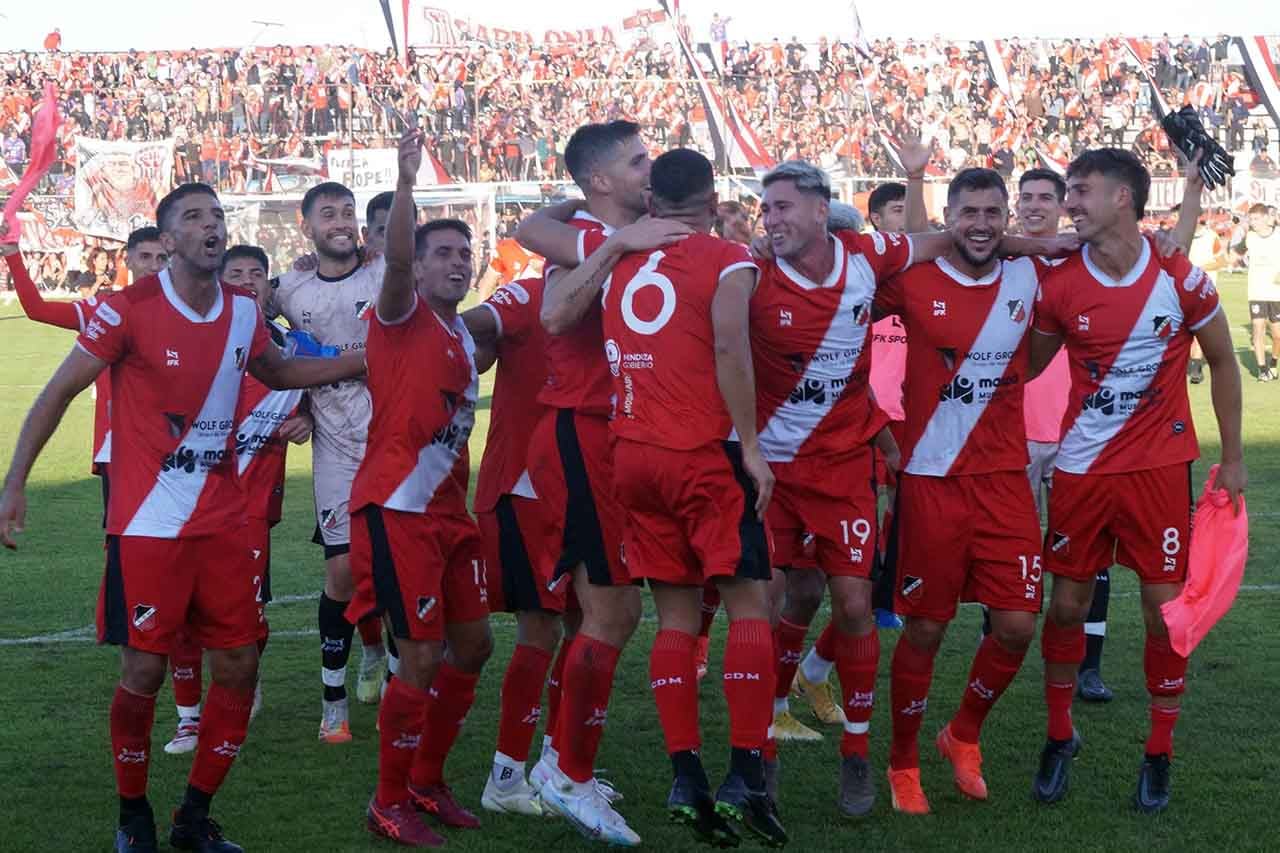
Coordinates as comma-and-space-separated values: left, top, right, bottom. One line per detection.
0, 346, 106, 548
1194, 309, 1247, 511
1028, 328, 1065, 379
894, 133, 931, 233
712, 266, 773, 518
249, 344, 366, 391
461, 303, 499, 349
512, 199, 589, 267
540, 218, 693, 335
377, 129, 425, 325
1170, 151, 1206, 254
1000, 233, 1083, 259
873, 423, 902, 477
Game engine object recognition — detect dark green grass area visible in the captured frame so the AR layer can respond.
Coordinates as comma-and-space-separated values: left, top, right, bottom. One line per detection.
1, 275, 1277, 852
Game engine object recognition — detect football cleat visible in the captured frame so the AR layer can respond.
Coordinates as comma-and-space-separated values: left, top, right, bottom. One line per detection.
792, 670, 847, 726
713, 773, 788, 848
1076, 669, 1114, 703
838, 754, 876, 817
887, 767, 930, 815
409, 783, 481, 829
357, 649, 388, 704
772, 709, 823, 742
540, 765, 641, 847
115, 813, 159, 853
319, 698, 352, 744
366, 798, 445, 848
1134, 753, 1172, 814
874, 609, 904, 630
163, 718, 200, 755
481, 767, 544, 817
1032, 729, 1083, 805
168, 811, 243, 853
667, 774, 739, 848
936, 724, 987, 801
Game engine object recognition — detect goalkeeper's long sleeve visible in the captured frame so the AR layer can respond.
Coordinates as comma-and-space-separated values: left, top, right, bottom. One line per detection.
5, 252, 81, 331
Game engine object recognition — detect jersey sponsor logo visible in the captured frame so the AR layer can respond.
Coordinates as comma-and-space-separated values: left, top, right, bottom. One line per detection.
886, 232, 903, 246
392, 733, 421, 750
84, 317, 107, 341
789, 378, 828, 405
779, 308, 793, 327
497, 281, 531, 305
1152, 315, 1175, 339
161, 446, 199, 473
1077, 314, 1090, 331
870, 231, 886, 255
132, 604, 158, 632
235, 430, 274, 457
301, 310, 312, 325
166, 348, 181, 367
96, 301, 122, 326
939, 375, 975, 403
1182, 267, 1205, 293
416, 595, 437, 620
650, 676, 686, 688
1082, 387, 1115, 415
354, 300, 372, 319
932, 299, 947, 317
1007, 298, 1026, 323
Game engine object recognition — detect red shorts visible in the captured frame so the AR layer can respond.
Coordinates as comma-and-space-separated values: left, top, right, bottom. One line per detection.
97, 527, 263, 654
873, 420, 907, 491
613, 438, 771, 586
894, 470, 1044, 622
769, 449, 878, 578
527, 408, 629, 586
1045, 463, 1192, 584
479, 494, 570, 614
348, 506, 489, 642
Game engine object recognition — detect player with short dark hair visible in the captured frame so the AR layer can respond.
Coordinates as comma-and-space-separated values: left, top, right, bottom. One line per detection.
1030, 148, 1245, 814
349, 131, 490, 847
603, 148, 783, 846
0, 184, 364, 853
364, 191, 395, 254
868, 183, 907, 233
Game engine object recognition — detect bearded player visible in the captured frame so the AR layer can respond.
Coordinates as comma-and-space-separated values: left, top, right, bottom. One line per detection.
1030, 148, 1244, 814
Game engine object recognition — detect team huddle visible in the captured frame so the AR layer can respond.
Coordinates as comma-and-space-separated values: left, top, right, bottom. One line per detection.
0, 116, 1246, 852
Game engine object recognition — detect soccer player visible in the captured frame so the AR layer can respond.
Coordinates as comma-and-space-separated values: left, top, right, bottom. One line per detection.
507, 120, 690, 845
603, 148, 785, 847
362, 191, 394, 255
269, 180, 388, 740
0, 182, 366, 853
163, 245, 315, 754
347, 130, 491, 848
461, 263, 566, 816
875, 168, 1050, 815
1244, 203, 1280, 381
1030, 148, 1245, 814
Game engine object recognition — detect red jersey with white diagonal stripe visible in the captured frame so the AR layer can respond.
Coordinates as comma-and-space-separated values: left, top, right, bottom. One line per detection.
473, 277, 550, 513
75, 271, 271, 538
601, 233, 758, 450
537, 211, 614, 416
234, 321, 303, 523
1032, 236, 1220, 474
875, 256, 1040, 477
751, 229, 912, 463
350, 296, 477, 515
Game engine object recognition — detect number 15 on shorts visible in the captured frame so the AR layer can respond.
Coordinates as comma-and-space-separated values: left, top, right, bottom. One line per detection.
1018, 554, 1043, 601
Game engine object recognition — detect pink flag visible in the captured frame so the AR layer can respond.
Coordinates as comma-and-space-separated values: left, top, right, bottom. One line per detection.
1, 82, 61, 243
1160, 465, 1250, 658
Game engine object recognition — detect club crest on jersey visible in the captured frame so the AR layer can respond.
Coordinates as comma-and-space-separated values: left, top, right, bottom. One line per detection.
354, 300, 372, 319
416, 595, 437, 621
1050, 532, 1070, 555
233, 346, 247, 370
320, 508, 339, 530
852, 303, 870, 326
901, 575, 923, 600
1152, 315, 1175, 339
132, 604, 158, 632
164, 412, 187, 438
1007, 299, 1026, 323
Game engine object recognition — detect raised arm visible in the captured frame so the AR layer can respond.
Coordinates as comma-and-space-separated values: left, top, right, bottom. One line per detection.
1170, 152, 1205, 254
1194, 310, 1246, 512
893, 134, 932, 233
2, 245, 82, 330
0, 346, 106, 548
249, 346, 366, 391
712, 266, 772, 518
378, 129, 424, 325
513, 199, 590, 268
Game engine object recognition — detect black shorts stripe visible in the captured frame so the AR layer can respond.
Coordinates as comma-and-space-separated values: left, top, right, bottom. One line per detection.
553, 408, 614, 586
312, 524, 351, 559
496, 495, 544, 612
99, 471, 110, 530
364, 506, 410, 639
873, 489, 900, 612
102, 535, 128, 645
721, 442, 771, 582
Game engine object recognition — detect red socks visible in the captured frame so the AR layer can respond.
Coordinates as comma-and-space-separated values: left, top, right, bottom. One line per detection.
650, 630, 700, 754
773, 618, 809, 700
723, 619, 774, 750
950, 635, 1027, 743
834, 629, 879, 758
889, 637, 936, 770
496, 644, 552, 763
111, 685, 157, 798
555, 635, 621, 783
545, 639, 570, 752
376, 678, 429, 806
188, 684, 253, 796
170, 630, 203, 710
814, 621, 837, 662
1144, 633, 1187, 756
410, 662, 480, 788
357, 616, 384, 649
699, 583, 721, 638
1041, 619, 1085, 742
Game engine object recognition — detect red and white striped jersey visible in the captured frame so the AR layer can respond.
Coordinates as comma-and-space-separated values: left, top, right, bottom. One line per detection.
538, 211, 614, 416
876, 256, 1040, 477
473, 277, 549, 513
751, 230, 912, 462
350, 296, 477, 516
1033, 237, 1220, 474
75, 271, 271, 538
234, 322, 303, 523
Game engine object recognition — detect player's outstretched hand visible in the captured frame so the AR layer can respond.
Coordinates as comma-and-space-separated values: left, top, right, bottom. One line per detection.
278, 413, 315, 445
0, 487, 27, 550
1212, 459, 1247, 517
0, 242, 18, 257
749, 234, 774, 260
613, 216, 693, 254
894, 132, 931, 177
1039, 233, 1081, 258
398, 128, 424, 184
1153, 230, 1184, 259
741, 445, 774, 520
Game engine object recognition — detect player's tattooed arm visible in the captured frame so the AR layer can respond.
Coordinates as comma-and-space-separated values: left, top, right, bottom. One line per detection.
0, 346, 106, 548
513, 200, 590, 268
378, 129, 425, 325
250, 345, 366, 391
713, 266, 774, 519
1027, 329, 1064, 379
1194, 310, 1247, 512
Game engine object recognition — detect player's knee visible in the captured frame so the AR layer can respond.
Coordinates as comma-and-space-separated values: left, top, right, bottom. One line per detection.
989, 614, 1036, 654
782, 568, 824, 620
830, 589, 873, 635
208, 644, 260, 692
120, 650, 167, 695
516, 611, 563, 652
903, 617, 945, 653
451, 629, 494, 674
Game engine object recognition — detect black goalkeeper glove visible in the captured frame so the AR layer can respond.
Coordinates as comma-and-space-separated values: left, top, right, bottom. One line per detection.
1161, 105, 1235, 190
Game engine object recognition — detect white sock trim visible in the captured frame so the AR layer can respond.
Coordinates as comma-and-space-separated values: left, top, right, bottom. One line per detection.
773, 697, 790, 715
494, 751, 526, 772
843, 720, 870, 735
800, 649, 834, 684
322, 666, 347, 688
176, 704, 200, 720
1084, 621, 1107, 637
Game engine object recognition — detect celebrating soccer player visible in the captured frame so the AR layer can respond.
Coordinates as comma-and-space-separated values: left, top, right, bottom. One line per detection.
0, 182, 366, 853
1030, 148, 1245, 814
